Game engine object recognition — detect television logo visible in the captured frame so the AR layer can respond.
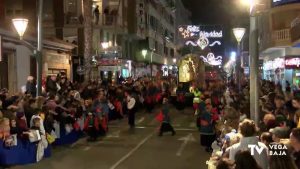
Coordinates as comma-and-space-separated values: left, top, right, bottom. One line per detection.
248, 144, 288, 156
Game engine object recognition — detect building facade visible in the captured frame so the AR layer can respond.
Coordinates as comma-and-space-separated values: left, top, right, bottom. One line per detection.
0, 0, 75, 94
258, 0, 300, 87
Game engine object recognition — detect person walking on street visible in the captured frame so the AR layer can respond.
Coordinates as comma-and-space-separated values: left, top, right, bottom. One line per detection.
158, 97, 176, 136
125, 90, 136, 128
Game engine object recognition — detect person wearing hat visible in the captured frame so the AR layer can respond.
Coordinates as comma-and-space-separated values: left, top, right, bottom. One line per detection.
158, 97, 175, 136
269, 126, 290, 143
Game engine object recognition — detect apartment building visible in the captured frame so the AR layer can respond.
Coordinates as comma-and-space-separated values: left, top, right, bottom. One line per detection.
258, 0, 300, 86
0, 0, 75, 93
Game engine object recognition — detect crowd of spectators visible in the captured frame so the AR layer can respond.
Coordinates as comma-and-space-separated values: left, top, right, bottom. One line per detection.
204, 80, 300, 169
0, 73, 175, 164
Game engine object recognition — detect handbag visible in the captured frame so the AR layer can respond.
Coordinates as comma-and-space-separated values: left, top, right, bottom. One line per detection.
155, 111, 164, 122
46, 133, 56, 144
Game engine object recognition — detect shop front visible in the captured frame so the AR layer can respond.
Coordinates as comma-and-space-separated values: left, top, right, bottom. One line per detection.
98, 58, 121, 83
262, 58, 285, 84
285, 57, 300, 85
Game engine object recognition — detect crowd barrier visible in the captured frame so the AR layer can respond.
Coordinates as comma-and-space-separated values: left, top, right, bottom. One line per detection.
0, 130, 81, 166
0, 139, 51, 165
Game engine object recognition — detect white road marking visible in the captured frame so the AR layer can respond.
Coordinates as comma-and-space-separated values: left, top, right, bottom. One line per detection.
70, 137, 86, 148
107, 130, 121, 138
176, 133, 196, 156
83, 146, 91, 151
110, 132, 154, 169
137, 117, 145, 124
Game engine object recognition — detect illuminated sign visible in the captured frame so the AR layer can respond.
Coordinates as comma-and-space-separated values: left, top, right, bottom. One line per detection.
162, 65, 169, 76
285, 58, 300, 68
178, 25, 224, 66
200, 53, 222, 66
272, 0, 300, 7
263, 58, 285, 70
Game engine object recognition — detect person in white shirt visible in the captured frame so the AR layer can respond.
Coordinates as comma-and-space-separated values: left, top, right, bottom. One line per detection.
125, 90, 136, 128
225, 119, 269, 169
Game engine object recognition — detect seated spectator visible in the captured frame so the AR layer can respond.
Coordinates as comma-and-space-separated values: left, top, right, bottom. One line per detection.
235, 150, 262, 169
226, 119, 268, 169
290, 128, 300, 168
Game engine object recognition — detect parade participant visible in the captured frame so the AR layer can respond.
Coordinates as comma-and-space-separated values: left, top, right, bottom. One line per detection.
192, 87, 202, 115
125, 90, 136, 128
176, 83, 185, 110
84, 112, 99, 141
199, 98, 216, 152
158, 97, 175, 136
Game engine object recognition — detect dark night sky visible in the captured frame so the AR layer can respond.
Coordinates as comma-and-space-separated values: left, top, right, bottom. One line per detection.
182, 0, 249, 58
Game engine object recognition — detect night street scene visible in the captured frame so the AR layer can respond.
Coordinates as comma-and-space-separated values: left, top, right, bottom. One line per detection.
1, 0, 300, 169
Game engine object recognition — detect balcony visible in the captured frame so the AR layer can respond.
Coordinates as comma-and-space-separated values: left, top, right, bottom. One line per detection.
272, 29, 291, 46
291, 16, 300, 43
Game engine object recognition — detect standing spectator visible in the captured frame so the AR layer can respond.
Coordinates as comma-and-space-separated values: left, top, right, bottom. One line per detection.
94, 5, 100, 25
290, 128, 300, 168
274, 95, 286, 116
260, 132, 273, 148
234, 150, 262, 169
26, 76, 36, 97
46, 75, 58, 95
226, 119, 268, 169
125, 90, 136, 129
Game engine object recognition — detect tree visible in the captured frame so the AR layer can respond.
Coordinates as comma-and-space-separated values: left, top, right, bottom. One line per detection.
82, 0, 93, 81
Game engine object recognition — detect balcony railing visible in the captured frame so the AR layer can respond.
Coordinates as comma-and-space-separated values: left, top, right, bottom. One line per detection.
63, 14, 120, 27
272, 29, 291, 45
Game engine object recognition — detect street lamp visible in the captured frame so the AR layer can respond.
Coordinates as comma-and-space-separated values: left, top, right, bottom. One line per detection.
12, 18, 28, 40
12, 0, 43, 96
142, 49, 148, 59
233, 28, 246, 43
233, 27, 246, 93
173, 58, 177, 64
101, 42, 109, 49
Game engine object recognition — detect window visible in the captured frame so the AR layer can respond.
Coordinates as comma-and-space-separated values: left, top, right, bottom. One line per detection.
164, 47, 169, 55
139, 3, 144, 8
170, 49, 174, 57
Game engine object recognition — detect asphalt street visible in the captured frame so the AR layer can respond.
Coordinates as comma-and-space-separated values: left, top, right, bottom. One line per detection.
12, 106, 210, 169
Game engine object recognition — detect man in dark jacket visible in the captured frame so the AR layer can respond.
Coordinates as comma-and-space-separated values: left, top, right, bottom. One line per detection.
46, 75, 58, 95
26, 76, 36, 97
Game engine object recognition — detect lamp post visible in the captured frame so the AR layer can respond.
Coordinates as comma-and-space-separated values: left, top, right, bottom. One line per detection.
233, 28, 246, 92
241, 0, 261, 125
12, 0, 43, 96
